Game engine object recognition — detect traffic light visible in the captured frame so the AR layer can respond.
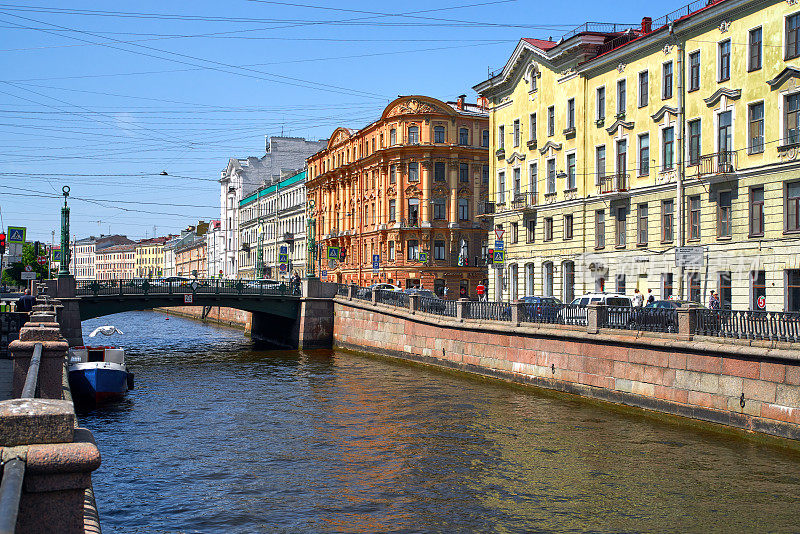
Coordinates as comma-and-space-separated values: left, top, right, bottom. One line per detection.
0, 233, 5, 255
339, 248, 346, 262
487, 249, 494, 263
34, 241, 40, 256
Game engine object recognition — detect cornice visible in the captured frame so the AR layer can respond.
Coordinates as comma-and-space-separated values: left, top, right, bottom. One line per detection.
538, 140, 563, 154
605, 118, 635, 135
650, 105, 678, 122
767, 66, 800, 89
703, 87, 741, 107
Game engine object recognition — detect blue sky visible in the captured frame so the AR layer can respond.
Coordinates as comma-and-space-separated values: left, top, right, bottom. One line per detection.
0, 0, 691, 243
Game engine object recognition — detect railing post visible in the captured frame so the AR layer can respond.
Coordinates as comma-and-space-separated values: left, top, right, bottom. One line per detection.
511, 302, 523, 326
371, 288, 378, 305
587, 302, 603, 334
677, 305, 695, 341
409, 294, 419, 315
456, 298, 468, 322
119, 280, 124, 296
347, 284, 354, 301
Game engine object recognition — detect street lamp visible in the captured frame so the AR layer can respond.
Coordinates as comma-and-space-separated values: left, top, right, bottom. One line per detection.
59, 186, 71, 277
306, 198, 316, 278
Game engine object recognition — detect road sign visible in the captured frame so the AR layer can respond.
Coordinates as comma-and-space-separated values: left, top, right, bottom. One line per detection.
494, 228, 504, 240
675, 246, 704, 268
321, 269, 327, 278
24, 265, 32, 272
52, 249, 62, 262
37, 256, 47, 266
418, 252, 428, 263
184, 294, 193, 304
327, 246, 340, 260
757, 295, 766, 309
7, 227, 25, 244
494, 240, 504, 250
279, 253, 289, 263
21, 271, 37, 280
372, 254, 380, 274
493, 250, 505, 264
279, 263, 288, 272
279, 245, 288, 255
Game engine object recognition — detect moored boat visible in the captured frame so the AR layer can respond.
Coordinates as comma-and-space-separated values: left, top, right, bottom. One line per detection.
68, 326, 134, 404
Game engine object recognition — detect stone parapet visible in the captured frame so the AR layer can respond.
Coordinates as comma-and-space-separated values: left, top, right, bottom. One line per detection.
10, 323, 69, 400
0, 399, 75, 446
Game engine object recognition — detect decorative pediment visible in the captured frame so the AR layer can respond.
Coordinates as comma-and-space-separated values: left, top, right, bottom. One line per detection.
386, 186, 396, 198
650, 105, 677, 122
457, 186, 472, 198
432, 184, 449, 197
704, 87, 741, 106
404, 184, 421, 197
327, 127, 353, 150
538, 140, 563, 154
505, 151, 527, 164
768, 66, 800, 90
381, 95, 455, 120
605, 119, 635, 135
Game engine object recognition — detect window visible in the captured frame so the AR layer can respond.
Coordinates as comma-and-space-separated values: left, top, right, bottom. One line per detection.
390, 128, 397, 145
689, 51, 700, 91
459, 128, 469, 146
458, 198, 469, 220
688, 272, 701, 303
688, 119, 701, 165
689, 195, 701, 240
719, 40, 731, 81
434, 161, 446, 182
511, 222, 519, 243
749, 27, 762, 71
546, 159, 556, 194
544, 217, 553, 241
407, 239, 419, 260
596, 87, 605, 120
750, 186, 764, 236
390, 164, 397, 184
498, 125, 505, 149
407, 198, 419, 225
408, 125, 419, 144
616, 207, 626, 248
785, 94, 800, 145
527, 218, 535, 243
639, 134, 649, 176
719, 271, 732, 309
408, 162, 419, 182
663, 127, 674, 170
790, 270, 800, 311
616, 139, 627, 178
529, 113, 537, 141
498, 171, 506, 204
433, 198, 446, 220
567, 98, 575, 129
662, 273, 673, 299
788, 181, 800, 232
434, 126, 445, 143
460, 163, 469, 183
389, 199, 397, 222
513, 167, 521, 197
543, 262, 554, 297
566, 153, 576, 190
482, 129, 489, 147
789, 13, 800, 59
525, 263, 535, 296
547, 107, 555, 136
617, 79, 626, 115
528, 162, 538, 194
564, 214, 573, 240
662, 199, 674, 242
483, 165, 489, 185
513, 119, 520, 147
617, 273, 626, 295
596, 145, 606, 185
638, 71, 648, 107
637, 203, 648, 245
663, 62, 673, 99
718, 190, 732, 238
751, 270, 766, 310
596, 210, 605, 248
434, 240, 445, 260
388, 241, 395, 261
749, 103, 764, 154
562, 261, 575, 304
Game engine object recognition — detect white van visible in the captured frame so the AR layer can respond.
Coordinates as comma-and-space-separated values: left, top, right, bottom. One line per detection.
559, 293, 633, 324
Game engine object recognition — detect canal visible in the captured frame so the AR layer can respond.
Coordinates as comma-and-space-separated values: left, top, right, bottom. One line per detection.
79, 311, 800, 533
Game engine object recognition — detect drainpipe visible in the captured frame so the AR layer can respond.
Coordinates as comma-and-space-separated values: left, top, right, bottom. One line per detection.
676, 28, 686, 300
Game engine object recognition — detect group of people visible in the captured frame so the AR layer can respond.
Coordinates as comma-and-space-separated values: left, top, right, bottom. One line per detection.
632, 288, 656, 307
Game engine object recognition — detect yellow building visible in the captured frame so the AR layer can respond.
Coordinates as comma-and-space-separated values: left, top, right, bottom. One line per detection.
134, 237, 169, 278
474, 0, 800, 311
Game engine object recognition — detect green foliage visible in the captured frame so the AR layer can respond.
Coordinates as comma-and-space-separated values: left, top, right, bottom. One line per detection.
1, 242, 50, 286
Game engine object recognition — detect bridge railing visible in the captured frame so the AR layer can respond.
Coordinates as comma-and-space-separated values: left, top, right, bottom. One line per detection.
76, 279, 295, 297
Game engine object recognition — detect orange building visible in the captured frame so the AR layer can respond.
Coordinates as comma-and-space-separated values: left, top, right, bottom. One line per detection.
307, 95, 490, 297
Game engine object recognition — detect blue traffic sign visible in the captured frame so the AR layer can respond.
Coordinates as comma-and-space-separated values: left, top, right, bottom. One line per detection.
327, 246, 340, 260
279, 245, 288, 255
320, 270, 327, 277
494, 240, 504, 250
493, 250, 505, 263
7, 227, 25, 244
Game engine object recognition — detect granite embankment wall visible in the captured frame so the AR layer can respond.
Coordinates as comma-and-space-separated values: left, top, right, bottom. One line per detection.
154, 306, 252, 331
332, 298, 800, 442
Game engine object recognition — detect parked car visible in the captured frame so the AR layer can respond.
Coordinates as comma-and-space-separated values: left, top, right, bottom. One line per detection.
404, 287, 446, 312
357, 283, 401, 299
518, 296, 563, 322
559, 293, 633, 324
636, 299, 709, 332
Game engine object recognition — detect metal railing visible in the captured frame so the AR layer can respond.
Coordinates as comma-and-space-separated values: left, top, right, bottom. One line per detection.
691, 151, 737, 176
0, 342, 42, 534
334, 283, 349, 297
75, 278, 293, 297
419, 296, 457, 317
559, 305, 587, 326
375, 289, 409, 307
597, 173, 629, 195
596, 29, 642, 56
651, 0, 719, 30
560, 21, 634, 41
510, 192, 537, 211
695, 309, 800, 343
352, 286, 373, 302
466, 301, 512, 322
478, 201, 496, 216
602, 306, 678, 333
400, 218, 419, 229
519, 303, 565, 325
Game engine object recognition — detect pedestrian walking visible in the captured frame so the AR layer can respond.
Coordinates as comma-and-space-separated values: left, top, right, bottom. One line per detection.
633, 288, 644, 307
709, 290, 720, 310
290, 271, 301, 296
16, 289, 36, 314
476, 281, 486, 301
443, 285, 449, 299
646, 288, 655, 305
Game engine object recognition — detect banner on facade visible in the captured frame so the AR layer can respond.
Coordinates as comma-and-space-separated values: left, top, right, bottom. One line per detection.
675, 246, 704, 268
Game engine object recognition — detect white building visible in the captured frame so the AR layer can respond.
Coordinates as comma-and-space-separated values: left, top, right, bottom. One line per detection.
219, 136, 326, 279
205, 220, 224, 278
70, 235, 132, 280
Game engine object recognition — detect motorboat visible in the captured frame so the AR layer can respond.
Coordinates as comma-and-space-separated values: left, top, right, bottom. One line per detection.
68, 326, 134, 403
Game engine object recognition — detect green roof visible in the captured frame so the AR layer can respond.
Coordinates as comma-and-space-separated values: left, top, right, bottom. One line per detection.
239, 170, 306, 207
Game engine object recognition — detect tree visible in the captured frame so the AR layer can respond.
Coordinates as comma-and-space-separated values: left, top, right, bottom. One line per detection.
2, 242, 50, 286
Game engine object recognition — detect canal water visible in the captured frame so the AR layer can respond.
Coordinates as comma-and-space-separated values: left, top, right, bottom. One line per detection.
79, 311, 800, 533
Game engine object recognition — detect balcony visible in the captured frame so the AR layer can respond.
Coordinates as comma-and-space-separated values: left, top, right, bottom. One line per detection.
400, 217, 419, 229
477, 201, 496, 217
691, 151, 737, 182
510, 192, 538, 211
597, 173, 630, 197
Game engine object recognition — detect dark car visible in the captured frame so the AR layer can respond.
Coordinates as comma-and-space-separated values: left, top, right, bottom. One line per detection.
518, 296, 563, 322
404, 288, 446, 313
632, 300, 706, 332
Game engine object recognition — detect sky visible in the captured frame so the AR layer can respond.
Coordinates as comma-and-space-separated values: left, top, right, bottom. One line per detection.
0, 0, 692, 243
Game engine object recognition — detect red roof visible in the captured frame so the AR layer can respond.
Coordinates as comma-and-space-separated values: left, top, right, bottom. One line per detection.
522, 38, 557, 51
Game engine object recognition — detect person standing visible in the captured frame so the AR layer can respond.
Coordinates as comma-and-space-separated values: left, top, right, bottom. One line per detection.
633, 288, 644, 307
16, 289, 36, 314
443, 285, 449, 299
709, 290, 720, 310
476, 281, 486, 301
646, 288, 655, 305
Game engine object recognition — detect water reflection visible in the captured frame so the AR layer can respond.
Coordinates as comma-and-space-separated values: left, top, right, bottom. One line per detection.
79, 311, 800, 533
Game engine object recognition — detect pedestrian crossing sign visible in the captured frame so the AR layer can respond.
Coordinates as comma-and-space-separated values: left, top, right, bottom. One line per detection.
419, 252, 428, 263
279, 253, 289, 264
7, 227, 25, 244
493, 250, 505, 263
327, 246, 340, 260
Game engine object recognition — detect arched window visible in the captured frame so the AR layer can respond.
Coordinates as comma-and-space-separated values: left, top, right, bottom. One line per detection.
543, 262, 554, 297
408, 125, 419, 144
525, 263, 535, 297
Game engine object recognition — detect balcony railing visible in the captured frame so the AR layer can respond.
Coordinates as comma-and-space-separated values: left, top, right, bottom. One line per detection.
510, 192, 537, 211
400, 218, 419, 229
477, 201, 495, 216
692, 151, 737, 177
597, 173, 629, 195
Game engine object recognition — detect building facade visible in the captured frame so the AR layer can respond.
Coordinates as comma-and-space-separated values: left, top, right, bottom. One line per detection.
306, 95, 490, 295
238, 169, 308, 280
134, 237, 169, 278
176, 236, 207, 278
219, 136, 328, 279
475, 0, 800, 311
206, 220, 224, 278
70, 235, 133, 280
96, 244, 135, 280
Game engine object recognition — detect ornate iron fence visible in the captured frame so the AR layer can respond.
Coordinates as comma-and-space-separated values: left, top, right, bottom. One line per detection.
519, 303, 565, 325
75, 279, 290, 297
695, 309, 800, 343
601, 306, 677, 333
418, 296, 456, 317
352, 285, 373, 302
559, 305, 587, 326
465, 301, 512, 321
375, 289, 408, 307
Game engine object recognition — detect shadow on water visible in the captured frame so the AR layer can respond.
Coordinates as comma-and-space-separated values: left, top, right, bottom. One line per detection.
77, 311, 800, 534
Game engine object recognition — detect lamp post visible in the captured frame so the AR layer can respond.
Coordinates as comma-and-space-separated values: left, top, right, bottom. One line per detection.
306, 198, 316, 278
58, 186, 71, 277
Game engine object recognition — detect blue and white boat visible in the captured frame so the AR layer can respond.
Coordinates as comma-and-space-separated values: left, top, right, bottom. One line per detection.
68, 326, 134, 404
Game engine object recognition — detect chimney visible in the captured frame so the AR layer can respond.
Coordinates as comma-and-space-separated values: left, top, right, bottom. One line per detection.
641, 17, 652, 34
456, 94, 466, 110
477, 96, 489, 110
